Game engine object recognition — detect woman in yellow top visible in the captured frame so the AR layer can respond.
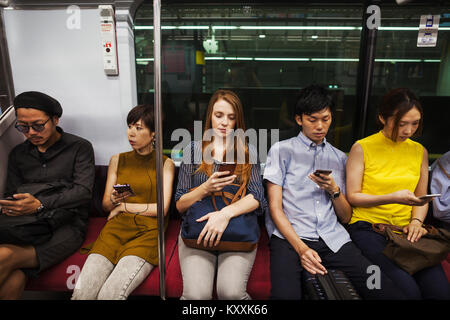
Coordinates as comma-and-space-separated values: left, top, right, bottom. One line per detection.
72, 105, 175, 300
346, 88, 450, 300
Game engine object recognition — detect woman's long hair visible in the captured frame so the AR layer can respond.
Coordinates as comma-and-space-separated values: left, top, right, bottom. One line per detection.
196, 90, 252, 184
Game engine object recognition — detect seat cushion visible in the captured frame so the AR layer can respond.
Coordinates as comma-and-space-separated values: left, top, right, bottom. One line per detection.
442, 253, 450, 283
26, 218, 181, 296
164, 225, 272, 299
133, 219, 180, 296
26, 217, 107, 292
247, 228, 271, 299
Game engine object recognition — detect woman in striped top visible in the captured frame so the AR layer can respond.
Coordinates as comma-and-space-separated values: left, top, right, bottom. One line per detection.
175, 89, 267, 300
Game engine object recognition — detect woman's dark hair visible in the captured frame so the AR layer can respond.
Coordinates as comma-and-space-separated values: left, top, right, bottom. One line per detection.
377, 88, 423, 141
294, 85, 335, 118
127, 104, 155, 132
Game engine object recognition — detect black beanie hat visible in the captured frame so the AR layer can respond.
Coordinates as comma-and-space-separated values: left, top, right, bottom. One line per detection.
13, 91, 63, 117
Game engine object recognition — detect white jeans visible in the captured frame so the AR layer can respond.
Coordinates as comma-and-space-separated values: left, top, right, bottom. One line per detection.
71, 253, 153, 300
178, 233, 257, 300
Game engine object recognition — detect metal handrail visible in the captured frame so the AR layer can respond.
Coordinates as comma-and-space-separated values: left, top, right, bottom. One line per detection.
153, 0, 166, 301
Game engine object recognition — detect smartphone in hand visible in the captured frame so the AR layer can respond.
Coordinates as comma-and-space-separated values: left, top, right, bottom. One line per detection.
418, 194, 441, 200
313, 169, 332, 177
113, 184, 135, 195
218, 162, 236, 177
0, 196, 18, 201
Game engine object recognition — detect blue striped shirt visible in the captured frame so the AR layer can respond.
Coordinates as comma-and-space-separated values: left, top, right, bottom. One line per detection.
175, 141, 268, 216
263, 131, 351, 253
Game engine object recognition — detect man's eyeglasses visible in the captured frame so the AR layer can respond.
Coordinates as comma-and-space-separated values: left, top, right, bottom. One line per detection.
15, 118, 51, 133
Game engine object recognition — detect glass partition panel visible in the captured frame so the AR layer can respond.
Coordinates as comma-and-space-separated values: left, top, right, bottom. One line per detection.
371, 6, 450, 161
134, 3, 363, 158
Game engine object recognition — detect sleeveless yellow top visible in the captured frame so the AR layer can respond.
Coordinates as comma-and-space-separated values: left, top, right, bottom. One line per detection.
85, 150, 168, 265
349, 131, 424, 227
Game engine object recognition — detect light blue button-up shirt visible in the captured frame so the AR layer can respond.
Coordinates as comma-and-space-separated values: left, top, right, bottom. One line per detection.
263, 131, 351, 253
431, 151, 450, 223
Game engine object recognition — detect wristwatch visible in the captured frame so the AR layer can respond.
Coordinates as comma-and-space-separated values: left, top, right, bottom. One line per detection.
36, 202, 45, 213
330, 187, 341, 199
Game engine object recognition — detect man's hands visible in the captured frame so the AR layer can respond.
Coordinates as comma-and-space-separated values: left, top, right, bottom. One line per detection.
308, 172, 339, 196
299, 246, 327, 275
0, 193, 42, 216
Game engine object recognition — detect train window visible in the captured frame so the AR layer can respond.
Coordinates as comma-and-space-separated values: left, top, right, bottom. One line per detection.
134, 3, 364, 157
368, 6, 450, 161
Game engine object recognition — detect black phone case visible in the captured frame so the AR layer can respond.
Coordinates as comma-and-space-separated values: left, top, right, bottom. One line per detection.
217, 163, 236, 175
113, 184, 134, 194
313, 170, 332, 177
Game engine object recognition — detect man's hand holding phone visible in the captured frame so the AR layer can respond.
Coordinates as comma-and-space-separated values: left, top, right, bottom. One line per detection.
308, 169, 339, 195
300, 247, 327, 275
0, 193, 42, 216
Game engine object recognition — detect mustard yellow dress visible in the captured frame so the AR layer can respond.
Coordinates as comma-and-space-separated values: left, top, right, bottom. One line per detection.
349, 131, 424, 227
83, 150, 168, 265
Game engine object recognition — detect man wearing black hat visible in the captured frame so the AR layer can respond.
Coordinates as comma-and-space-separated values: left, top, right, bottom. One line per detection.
0, 91, 95, 299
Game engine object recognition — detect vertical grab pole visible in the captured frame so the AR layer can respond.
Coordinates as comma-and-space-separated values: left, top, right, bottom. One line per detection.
354, 1, 379, 140
153, 0, 165, 300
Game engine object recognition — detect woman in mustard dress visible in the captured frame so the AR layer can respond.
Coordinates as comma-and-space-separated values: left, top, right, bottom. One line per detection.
346, 88, 450, 300
72, 105, 175, 300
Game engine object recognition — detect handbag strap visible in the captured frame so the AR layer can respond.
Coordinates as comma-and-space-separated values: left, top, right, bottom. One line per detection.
372, 223, 437, 236
372, 223, 404, 235
211, 180, 248, 211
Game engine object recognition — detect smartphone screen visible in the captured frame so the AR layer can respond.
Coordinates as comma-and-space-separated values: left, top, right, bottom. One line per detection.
218, 162, 236, 177
113, 184, 134, 195
313, 169, 332, 177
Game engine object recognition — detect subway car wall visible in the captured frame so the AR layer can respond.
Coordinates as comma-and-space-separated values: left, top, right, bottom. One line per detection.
1, 3, 138, 166
0, 0, 449, 166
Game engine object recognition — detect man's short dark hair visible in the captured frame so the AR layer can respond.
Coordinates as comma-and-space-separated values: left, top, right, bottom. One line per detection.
294, 85, 335, 118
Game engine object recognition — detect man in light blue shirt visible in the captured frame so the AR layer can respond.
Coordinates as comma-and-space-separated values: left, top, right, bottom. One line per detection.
264, 85, 405, 300
431, 151, 450, 229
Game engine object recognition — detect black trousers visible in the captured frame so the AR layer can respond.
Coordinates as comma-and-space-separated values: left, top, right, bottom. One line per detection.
269, 235, 406, 300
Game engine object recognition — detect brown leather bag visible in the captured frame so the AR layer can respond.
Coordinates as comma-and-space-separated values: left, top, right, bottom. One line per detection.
372, 223, 450, 275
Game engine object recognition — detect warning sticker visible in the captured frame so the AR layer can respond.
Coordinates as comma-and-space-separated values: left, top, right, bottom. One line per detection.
417, 15, 440, 47
101, 23, 113, 33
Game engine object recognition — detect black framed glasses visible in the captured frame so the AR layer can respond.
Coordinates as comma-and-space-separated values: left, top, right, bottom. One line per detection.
15, 117, 51, 133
